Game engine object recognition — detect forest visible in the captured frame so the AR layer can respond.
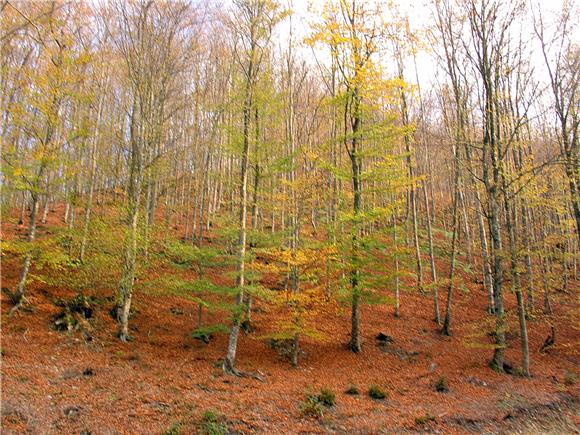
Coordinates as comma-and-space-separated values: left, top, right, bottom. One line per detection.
1, 0, 578, 433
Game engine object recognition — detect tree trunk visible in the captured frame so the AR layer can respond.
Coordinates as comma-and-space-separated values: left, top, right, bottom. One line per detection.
503, 185, 530, 376
488, 190, 506, 371
348, 86, 362, 354
393, 213, 400, 318
224, 52, 254, 373
423, 185, 440, 324
9, 196, 39, 314
117, 97, 143, 342
442, 144, 460, 336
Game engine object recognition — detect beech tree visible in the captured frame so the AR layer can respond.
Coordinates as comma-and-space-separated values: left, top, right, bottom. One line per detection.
223, 0, 284, 374
308, 0, 411, 353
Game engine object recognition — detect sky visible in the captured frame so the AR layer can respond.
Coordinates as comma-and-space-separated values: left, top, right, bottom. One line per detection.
262, 0, 580, 97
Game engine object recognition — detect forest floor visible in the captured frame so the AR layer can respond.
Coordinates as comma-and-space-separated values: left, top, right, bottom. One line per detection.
1, 209, 579, 434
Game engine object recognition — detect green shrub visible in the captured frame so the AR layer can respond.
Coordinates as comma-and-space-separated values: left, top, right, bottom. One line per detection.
368, 385, 387, 400
434, 376, 449, 393
345, 385, 359, 395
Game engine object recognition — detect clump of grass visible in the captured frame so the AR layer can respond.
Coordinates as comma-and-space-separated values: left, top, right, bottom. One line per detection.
434, 376, 449, 393
164, 421, 182, 435
202, 409, 220, 422
300, 395, 324, 419
300, 388, 336, 419
415, 413, 436, 425
368, 385, 387, 400
345, 385, 360, 395
564, 372, 577, 385
191, 325, 228, 344
200, 409, 227, 435
317, 388, 336, 407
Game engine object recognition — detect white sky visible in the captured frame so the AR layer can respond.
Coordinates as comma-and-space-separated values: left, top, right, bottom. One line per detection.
265, 0, 577, 97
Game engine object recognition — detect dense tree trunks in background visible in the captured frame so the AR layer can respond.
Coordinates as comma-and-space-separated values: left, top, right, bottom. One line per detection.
80, 78, 106, 263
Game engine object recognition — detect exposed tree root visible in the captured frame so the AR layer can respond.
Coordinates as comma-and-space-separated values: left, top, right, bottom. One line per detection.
7, 291, 29, 317
222, 359, 265, 382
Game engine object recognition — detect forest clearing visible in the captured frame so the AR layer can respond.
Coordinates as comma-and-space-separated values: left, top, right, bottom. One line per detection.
1, 0, 579, 433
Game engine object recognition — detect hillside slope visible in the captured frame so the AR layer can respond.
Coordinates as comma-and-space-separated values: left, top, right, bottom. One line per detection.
1, 214, 578, 434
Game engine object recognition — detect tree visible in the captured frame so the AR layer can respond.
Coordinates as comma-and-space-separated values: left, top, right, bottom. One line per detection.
308, 0, 409, 353
223, 0, 284, 374
461, 0, 536, 372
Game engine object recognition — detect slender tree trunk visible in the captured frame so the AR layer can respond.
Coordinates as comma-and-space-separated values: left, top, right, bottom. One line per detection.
18, 192, 26, 225
503, 180, 530, 375
393, 213, 400, 318
244, 106, 261, 327
224, 51, 254, 373
9, 195, 39, 314
423, 185, 440, 324
489, 189, 506, 371
118, 201, 139, 341
349, 153, 362, 352
459, 184, 473, 263
348, 87, 362, 354
117, 97, 143, 342
41, 191, 50, 224
442, 144, 460, 336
